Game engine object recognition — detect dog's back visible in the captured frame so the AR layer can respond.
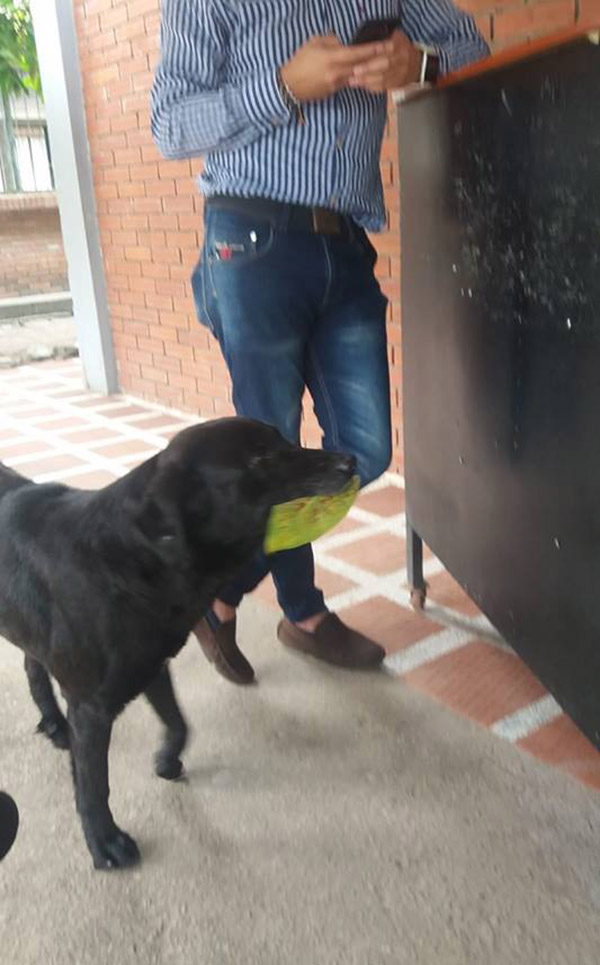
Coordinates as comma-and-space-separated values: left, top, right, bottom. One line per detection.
0, 458, 193, 708
0, 464, 63, 663
0, 462, 29, 497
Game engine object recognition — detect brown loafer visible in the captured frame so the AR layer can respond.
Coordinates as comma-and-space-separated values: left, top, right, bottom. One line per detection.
194, 615, 255, 685
277, 613, 385, 670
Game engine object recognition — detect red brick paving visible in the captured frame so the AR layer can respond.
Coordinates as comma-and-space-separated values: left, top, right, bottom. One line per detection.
404, 641, 548, 727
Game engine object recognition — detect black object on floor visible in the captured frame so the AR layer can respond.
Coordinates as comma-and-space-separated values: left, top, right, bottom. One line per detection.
0, 792, 19, 860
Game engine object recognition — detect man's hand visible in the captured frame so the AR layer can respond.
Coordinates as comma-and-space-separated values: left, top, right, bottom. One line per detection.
349, 30, 422, 93
280, 35, 395, 102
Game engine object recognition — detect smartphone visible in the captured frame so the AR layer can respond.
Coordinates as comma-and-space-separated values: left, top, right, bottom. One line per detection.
352, 18, 401, 45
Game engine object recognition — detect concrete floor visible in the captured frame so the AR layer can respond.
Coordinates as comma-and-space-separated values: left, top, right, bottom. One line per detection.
0, 314, 76, 367
1, 600, 600, 965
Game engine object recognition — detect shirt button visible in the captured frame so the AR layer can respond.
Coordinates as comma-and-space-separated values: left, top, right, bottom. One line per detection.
336, 135, 343, 149
329, 194, 337, 206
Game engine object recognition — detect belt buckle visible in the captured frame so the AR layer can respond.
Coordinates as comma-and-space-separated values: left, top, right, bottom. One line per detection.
311, 207, 341, 235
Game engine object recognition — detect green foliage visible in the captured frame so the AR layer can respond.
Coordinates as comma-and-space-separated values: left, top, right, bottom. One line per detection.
0, 0, 40, 98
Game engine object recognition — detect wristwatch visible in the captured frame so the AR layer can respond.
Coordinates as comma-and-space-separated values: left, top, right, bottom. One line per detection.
419, 46, 441, 85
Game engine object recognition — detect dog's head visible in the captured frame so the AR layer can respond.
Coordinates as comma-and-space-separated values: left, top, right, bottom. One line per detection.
134, 418, 356, 561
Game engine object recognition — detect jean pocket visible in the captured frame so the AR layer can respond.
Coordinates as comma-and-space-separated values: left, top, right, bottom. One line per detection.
205, 209, 275, 270
353, 227, 379, 270
191, 250, 220, 338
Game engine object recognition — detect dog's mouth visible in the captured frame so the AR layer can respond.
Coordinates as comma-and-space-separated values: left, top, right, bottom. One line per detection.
264, 472, 360, 555
273, 451, 357, 501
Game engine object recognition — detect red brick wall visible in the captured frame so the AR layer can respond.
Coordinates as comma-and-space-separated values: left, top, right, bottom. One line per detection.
73, 0, 587, 469
0, 193, 68, 299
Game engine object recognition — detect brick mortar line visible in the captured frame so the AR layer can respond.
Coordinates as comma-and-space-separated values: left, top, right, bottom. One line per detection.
491, 695, 563, 742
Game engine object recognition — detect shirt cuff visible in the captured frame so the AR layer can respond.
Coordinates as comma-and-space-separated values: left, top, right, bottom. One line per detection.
240, 68, 291, 132
439, 37, 490, 75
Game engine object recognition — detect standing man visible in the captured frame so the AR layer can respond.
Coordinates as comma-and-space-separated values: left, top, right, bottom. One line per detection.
152, 2, 488, 685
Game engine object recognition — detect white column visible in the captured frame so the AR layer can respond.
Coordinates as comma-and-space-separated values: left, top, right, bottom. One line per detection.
30, 0, 118, 394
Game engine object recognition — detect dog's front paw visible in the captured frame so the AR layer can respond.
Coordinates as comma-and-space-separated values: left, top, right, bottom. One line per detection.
154, 751, 184, 781
37, 714, 70, 750
89, 828, 141, 871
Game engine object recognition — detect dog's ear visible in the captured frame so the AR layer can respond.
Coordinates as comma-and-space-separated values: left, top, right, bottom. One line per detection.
136, 493, 178, 543
134, 461, 186, 557
134, 458, 210, 559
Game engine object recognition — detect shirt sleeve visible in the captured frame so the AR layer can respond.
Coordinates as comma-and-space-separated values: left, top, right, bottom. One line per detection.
400, 0, 490, 74
151, 0, 291, 160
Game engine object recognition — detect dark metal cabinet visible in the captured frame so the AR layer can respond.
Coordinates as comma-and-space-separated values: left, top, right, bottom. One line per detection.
399, 32, 600, 747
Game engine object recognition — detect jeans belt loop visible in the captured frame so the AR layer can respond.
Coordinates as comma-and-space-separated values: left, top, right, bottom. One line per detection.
311, 207, 342, 235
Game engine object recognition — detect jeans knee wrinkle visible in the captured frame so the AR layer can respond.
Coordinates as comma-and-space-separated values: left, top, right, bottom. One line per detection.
308, 343, 340, 450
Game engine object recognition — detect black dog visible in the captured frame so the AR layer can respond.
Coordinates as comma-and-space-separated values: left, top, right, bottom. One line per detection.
0, 417, 354, 870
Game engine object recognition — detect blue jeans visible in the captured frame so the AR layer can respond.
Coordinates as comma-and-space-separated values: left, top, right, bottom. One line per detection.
192, 203, 392, 622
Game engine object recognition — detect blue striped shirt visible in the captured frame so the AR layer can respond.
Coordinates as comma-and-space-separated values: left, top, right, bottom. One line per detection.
151, 1, 488, 231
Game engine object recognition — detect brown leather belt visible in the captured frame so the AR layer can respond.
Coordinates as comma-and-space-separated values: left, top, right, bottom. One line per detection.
206, 194, 354, 237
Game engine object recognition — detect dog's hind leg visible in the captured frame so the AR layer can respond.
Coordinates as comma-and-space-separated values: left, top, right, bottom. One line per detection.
144, 663, 188, 781
68, 702, 140, 870
24, 655, 69, 750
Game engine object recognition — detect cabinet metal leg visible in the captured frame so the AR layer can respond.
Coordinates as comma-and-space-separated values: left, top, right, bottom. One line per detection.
407, 518, 427, 611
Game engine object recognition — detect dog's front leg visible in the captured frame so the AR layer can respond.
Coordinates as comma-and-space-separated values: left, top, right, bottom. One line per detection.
68, 702, 140, 870
24, 655, 69, 750
145, 664, 188, 780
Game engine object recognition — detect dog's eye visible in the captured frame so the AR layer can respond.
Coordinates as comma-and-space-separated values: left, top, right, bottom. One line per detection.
248, 446, 273, 470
